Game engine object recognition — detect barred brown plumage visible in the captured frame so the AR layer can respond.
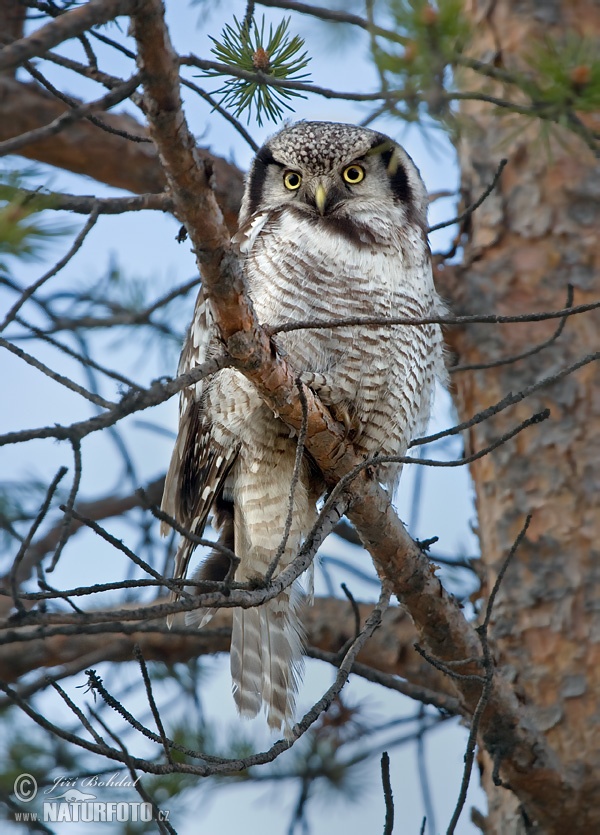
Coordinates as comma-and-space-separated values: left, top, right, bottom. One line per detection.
161, 121, 446, 735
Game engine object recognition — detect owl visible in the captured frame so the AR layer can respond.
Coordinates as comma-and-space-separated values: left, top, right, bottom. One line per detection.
161, 121, 446, 735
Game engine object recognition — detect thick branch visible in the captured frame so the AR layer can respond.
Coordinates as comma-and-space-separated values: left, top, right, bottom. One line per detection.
0, 0, 135, 72
0, 598, 455, 706
0, 77, 244, 231
0, 72, 143, 157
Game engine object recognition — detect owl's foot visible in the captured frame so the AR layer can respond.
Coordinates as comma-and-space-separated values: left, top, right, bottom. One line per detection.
329, 402, 361, 442
298, 372, 360, 439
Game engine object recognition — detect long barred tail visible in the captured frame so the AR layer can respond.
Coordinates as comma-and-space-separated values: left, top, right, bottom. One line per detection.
230, 585, 305, 736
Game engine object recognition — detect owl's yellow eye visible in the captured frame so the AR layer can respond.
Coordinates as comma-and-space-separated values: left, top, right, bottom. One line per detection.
284, 171, 302, 190
342, 164, 365, 184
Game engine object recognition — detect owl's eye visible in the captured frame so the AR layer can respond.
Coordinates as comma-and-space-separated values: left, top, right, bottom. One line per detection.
283, 171, 302, 190
342, 164, 365, 184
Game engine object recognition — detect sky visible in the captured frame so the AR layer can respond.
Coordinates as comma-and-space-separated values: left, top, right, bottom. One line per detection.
1, 1, 484, 832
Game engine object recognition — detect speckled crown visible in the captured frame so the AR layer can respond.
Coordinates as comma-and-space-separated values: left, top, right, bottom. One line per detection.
267, 121, 383, 173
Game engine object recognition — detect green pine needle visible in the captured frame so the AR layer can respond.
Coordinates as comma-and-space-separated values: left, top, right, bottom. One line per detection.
524, 34, 600, 114
0, 169, 73, 266
203, 15, 311, 126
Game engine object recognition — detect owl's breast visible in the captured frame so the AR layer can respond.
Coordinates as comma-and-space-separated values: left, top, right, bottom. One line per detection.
245, 210, 433, 368
236, 208, 444, 467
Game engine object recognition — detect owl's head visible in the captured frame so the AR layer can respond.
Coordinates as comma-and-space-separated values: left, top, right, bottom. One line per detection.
239, 121, 428, 233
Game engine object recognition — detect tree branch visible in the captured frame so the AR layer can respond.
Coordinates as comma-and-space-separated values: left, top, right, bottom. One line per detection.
129, 1, 569, 826
0, 597, 455, 706
0, 72, 143, 157
0, 76, 244, 231
0, 0, 135, 73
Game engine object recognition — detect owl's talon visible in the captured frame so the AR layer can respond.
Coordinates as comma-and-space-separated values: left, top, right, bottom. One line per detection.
330, 403, 361, 442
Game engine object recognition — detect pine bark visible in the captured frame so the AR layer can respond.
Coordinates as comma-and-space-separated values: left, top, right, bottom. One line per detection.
454, 1, 600, 831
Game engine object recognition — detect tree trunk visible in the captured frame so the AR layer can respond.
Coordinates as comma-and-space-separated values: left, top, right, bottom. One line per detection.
454, 1, 600, 831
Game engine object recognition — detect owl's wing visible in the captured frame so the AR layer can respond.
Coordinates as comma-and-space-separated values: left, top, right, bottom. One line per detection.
232, 210, 270, 255
161, 289, 239, 599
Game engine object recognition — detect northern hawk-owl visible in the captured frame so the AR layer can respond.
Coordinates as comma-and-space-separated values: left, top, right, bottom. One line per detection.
161, 121, 446, 734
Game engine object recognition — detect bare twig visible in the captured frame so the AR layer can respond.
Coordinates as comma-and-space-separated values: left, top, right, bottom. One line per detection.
267, 300, 599, 336
0, 186, 172, 215
414, 353, 599, 447
445, 515, 532, 833
14, 315, 143, 390
0, 336, 116, 409
48, 438, 83, 572
0, 589, 391, 777
1, 208, 100, 332
417, 706, 437, 835
63, 507, 192, 600
451, 285, 575, 373
257, 0, 406, 44
9, 467, 68, 614
89, 709, 176, 835
341, 582, 361, 642
133, 645, 173, 764
428, 159, 507, 233
138, 488, 238, 563
0, 355, 231, 447
0, 73, 148, 156
51, 679, 109, 748
381, 751, 394, 835
0, 0, 135, 72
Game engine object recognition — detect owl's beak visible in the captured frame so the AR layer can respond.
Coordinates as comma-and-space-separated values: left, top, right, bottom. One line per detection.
314, 183, 327, 216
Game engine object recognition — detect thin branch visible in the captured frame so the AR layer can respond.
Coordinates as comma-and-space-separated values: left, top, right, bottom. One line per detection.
0, 186, 172, 215
446, 516, 532, 833
133, 645, 173, 764
0, 589, 391, 777
42, 47, 145, 110
0, 496, 348, 629
14, 315, 143, 390
306, 648, 461, 715
267, 300, 600, 337
1, 208, 100, 332
428, 159, 507, 233
0, 336, 116, 409
181, 56, 600, 151
10, 467, 68, 614
183, 55, 396, 102
180, 75, 259, 151
0, 477, 164, 601
0, 0, 135, 73
14, 62, 148, 148
51, 678, 110, 747
381, 751, 394, 835
417, 707, 437, 835
139, 489, 238, 563
64, 507, 192, 600
89, 709, 176, 835
413, 352, 599, 448
0, 354, 231, 447
25, 51, 138, 116
48, 438, 82, 572
257, 0, 406, 44
451, 285, 575, 373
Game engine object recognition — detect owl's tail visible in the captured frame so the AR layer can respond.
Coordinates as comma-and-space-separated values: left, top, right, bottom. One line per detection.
230, 585, 305, 736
